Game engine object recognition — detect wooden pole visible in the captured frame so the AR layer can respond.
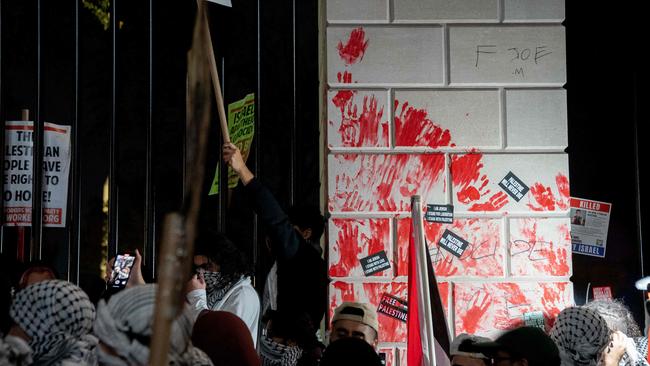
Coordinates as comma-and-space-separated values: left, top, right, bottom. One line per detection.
410, 196, 437, 366
199, 0, 230, 143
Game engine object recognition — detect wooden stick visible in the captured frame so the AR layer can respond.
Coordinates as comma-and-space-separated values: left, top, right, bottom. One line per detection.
411, 196, 437, 366
199, 0, 230, 143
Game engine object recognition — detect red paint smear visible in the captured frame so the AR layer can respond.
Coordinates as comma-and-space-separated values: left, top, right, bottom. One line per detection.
332, 90, 355, 112
527, 174, 570, 211
541, 283, 568, 325
457, 186, 481, 204
331, 153, 447, 212
528, 183, 556, 211
451, 154, 484, 187
329, 219, 390, 277
337, 95, 386, 147
495, 283, 527, 305
469, 192, 509, 211
394, 101, 452, 148
337, 27, 369, 65
461, 293, 491, 334
337, 71, 352, 83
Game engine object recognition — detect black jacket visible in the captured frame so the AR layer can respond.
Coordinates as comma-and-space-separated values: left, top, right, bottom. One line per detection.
244, 178, 328, 326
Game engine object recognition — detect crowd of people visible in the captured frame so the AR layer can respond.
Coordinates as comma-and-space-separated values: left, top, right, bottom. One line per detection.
0, 143, 648, 365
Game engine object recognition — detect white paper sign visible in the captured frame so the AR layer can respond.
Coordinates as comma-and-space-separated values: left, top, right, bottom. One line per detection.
570, 197, 611, 258
3, 121, 71, 227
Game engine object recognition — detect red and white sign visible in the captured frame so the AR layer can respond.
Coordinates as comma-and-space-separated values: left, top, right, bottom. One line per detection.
592, 286, 613, 300
570, 197, 612, 258
3, 121, 71, 227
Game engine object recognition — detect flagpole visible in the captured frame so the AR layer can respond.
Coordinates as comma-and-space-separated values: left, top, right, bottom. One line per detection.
411, 196, 437, 365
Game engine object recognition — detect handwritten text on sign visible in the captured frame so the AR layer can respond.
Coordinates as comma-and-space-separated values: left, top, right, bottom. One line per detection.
3, 121, 70, 227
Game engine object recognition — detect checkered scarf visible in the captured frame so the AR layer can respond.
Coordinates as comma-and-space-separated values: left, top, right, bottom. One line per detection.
202, 271, 236, 309
550, 307, 610, 366
9, 280, 97, 366
260, 333, 302, 366
93, 284, 213, 366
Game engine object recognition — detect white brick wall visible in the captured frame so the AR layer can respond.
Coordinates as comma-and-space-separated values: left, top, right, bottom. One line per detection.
324, 1, 570, 362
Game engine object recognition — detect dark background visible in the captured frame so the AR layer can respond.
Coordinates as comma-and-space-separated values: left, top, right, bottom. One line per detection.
1, 1, 647, 325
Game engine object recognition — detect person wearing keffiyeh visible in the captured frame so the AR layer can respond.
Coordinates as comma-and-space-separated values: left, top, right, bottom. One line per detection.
8, 279, 98, 366
93, 284, 212, 366
185, 231, 260, 347
550, 306, 627, 366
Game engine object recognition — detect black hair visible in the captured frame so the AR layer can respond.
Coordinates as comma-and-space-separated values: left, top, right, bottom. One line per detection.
264, 310, 317, 349
194, 230, 252, 279
320, 338, 382, 366
288, 205, 325, 241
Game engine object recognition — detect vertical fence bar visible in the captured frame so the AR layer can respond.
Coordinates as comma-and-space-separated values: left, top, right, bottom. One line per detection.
144, 0, 154, 278
108, 0, 118, 258
290, 0, 296, 206
0, 0, 5, 253
67, 0, 81, 283
31, 0, 44, 260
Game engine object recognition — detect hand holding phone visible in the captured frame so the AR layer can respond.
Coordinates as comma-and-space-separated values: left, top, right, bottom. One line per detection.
107, 253, 136, 290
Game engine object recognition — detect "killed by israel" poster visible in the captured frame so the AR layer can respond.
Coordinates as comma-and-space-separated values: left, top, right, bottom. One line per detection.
570, 197, 611, 258
3, 121, 71, 227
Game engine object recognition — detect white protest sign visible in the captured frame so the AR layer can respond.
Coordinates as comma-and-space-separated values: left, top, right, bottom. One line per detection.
3, 121, 71, 227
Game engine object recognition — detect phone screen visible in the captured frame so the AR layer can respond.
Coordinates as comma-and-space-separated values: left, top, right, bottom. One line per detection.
108, 254, 135, 290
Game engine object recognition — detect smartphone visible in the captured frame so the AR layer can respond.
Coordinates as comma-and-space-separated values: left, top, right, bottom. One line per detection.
107, 253, 135, 290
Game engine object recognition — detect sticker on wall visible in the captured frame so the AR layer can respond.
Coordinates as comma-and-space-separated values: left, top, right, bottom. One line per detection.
359, 250, 391, 276
438, 229, 470, 258
425, 204, 454, 224
592, 286, 613, 301
377, 293, 408, 323
523, 311, 545, 329
570, 197, 611, 258
498, 171, 530, 202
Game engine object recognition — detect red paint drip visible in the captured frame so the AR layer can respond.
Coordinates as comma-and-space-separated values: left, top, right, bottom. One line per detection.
556, 174, 570, 198
451, 154, 483, 187
461, 293, 491, 334
337, 27, 369, 65
394, 102, 452, 148
496, 283, 527, 305
457, 186, 481, 204
469, 192, 509, 211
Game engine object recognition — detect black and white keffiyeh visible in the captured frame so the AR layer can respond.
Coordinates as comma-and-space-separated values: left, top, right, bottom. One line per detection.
93, 284, 213, 366
550, 307, 610, 366
9, 279, 97, 366
260, 333, 302, 366
0, 335, 33, 365
202, 271, 235, 308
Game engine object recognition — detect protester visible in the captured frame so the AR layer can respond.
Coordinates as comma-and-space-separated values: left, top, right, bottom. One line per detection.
329, 302, 379, 348
94, 284, 212, 365
550, 306, 625, 366
450, 333, 491, 366
259, 310, 320, 366
319, 338, 383, 366
17, 261, 57, 289
0, 334, 32, 366
461, 326, 560, 366
223, 142, 328, 329
584, 299, 649, 365
9, 280, 97, 365
185, 231, 260, 346
192, 310, 260, 366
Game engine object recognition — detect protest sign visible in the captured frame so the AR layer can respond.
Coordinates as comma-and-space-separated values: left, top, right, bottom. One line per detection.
425, 204, 454, 224
570, 197, 611, 258
209, 93, 255, 195
377, 293, 408, 323
359, 250, 391, 276
4, 121, 71, 227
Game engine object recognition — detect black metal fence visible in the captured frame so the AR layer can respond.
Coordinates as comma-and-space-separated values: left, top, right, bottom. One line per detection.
0, 0, 320, 290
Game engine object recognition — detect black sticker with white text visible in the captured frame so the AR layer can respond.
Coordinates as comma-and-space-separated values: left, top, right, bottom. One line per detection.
359, 250, 391, 276
498, 171, 529, 202
437, 229, 470, 258
425, 204, 454, 224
